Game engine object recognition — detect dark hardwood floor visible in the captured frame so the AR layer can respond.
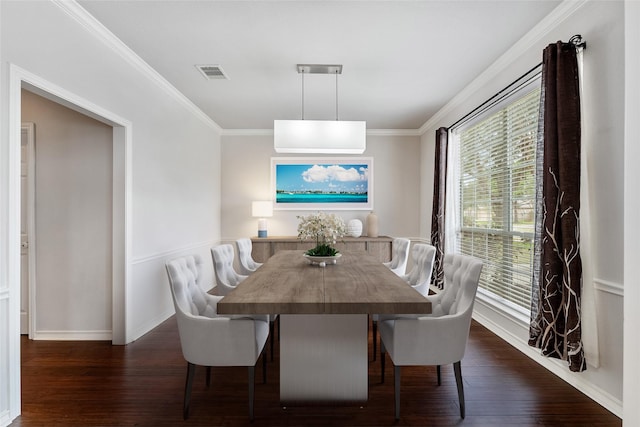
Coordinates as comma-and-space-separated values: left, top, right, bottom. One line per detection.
13, 318, 620, 427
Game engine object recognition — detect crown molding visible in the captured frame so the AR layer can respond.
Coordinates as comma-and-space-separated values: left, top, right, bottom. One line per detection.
221, 128, 421, 137
52, 0, 223, 134
54, 0, 586, 138
222, 129, 274, 136
418, 0, 588, 135
367, 129, 421, 136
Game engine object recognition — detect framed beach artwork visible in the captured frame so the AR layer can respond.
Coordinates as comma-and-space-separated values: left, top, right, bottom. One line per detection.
271, 157, 373, 210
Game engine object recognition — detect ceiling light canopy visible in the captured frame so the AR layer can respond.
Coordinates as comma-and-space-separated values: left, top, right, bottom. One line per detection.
274, 64, 366, 154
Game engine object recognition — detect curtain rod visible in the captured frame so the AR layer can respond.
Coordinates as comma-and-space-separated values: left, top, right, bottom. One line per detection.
447, 34, 586, 130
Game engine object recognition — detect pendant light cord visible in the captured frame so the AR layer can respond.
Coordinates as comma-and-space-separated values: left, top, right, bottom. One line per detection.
335, 70, 339, 121
301, 70, 305, 120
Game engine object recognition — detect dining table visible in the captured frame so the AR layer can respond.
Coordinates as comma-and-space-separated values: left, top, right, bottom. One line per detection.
217, 249, 432, 405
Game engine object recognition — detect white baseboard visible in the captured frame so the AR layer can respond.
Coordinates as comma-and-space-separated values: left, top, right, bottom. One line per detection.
33, 330, 112, 341
0, 409, 12, 427
472, 310, 623, 419
129, 308, 175, 343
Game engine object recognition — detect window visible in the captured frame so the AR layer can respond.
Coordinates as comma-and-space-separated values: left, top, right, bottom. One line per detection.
449, 76, 540, 312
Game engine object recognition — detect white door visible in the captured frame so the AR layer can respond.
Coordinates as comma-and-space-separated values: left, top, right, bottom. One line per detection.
20, 123, 35, 335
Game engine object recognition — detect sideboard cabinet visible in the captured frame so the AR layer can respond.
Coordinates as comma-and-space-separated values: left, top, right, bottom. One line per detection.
251, 236, 393, 263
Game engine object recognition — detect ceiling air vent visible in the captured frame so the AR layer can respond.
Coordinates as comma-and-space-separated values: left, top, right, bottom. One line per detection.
196, 64, 229, 80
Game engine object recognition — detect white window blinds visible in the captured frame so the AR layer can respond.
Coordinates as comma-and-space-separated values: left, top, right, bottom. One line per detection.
450, 77, 540, 311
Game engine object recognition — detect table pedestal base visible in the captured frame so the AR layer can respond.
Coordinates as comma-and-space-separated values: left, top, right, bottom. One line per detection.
280, 314, 368, 404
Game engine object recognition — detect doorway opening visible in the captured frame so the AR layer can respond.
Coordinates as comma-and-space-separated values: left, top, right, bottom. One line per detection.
21, 88, 117, 341
10, 64, 131, 345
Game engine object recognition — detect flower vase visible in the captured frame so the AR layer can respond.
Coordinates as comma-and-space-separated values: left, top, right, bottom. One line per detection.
347, 219, 363, 238
366, 212, 379, 237
303, 253, 342, 267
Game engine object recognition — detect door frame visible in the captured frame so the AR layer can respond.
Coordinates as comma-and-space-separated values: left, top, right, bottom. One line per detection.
9, 64, 133, 347
20, 122, 36, 338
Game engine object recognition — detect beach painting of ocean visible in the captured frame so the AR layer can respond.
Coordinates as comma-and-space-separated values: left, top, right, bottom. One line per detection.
271, 157, 373, 210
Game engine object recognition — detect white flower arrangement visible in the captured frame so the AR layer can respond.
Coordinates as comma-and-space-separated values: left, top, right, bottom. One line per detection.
297, 212, 347, 256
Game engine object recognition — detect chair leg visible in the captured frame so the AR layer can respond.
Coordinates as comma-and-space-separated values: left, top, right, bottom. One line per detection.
262, 348, 267, 384
270, 319, 275, 361
248, 366, 255, 421
453, 361, 465, 419
372, 319, 377, 361
206, 366, 212, 387
184, 362, 196, 420
394, 365, 401, 420
380, 341, 386, 383
437, 364, 441, 385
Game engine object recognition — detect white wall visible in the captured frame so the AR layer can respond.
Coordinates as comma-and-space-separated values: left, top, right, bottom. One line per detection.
22, 90, 114, 339
624, 1, 640, 425
1, 0, 221, 340
221, 133, 422, 240
420, 0, 624, 417
1, 2, 222, 424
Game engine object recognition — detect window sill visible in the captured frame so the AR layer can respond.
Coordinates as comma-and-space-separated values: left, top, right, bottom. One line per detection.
475, 288, 531, 326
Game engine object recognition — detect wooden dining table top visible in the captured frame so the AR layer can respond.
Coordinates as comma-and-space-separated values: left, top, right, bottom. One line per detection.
216, 249, 432, 315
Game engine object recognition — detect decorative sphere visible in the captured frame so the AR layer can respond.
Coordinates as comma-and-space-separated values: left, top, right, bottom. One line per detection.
347, 219, 363, 238
319, 261, 326, 268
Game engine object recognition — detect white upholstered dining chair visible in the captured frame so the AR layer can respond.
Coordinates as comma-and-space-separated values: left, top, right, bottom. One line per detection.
378, 253, 483, 420
212, 243, 278, 360
165, 254, 269, 421
211, 244, 247, 296
236, 238, 262, 276
402, 243, 436, 297
372, 243, 437, 360
383, 237, 411, 276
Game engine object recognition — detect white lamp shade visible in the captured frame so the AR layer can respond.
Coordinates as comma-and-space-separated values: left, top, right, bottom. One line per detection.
252, 201, 273, 218
274, 120, 366, 154
252, 201, 272, 238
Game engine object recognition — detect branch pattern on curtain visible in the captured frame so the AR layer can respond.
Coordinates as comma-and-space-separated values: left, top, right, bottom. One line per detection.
430, 127, 448, 289
529, 40, 586, 372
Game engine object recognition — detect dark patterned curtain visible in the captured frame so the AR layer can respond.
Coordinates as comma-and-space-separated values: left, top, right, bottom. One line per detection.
430, 127, 448, 289
529, 40, 586, 372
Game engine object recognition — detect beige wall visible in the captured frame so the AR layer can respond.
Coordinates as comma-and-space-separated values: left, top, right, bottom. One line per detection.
221, 134, 422, 241
22, 90, 113, 337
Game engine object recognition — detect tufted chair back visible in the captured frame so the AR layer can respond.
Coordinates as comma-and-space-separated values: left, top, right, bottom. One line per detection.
377, 253, 483, 420
211, 244, 248, 296
236, 238, 262, 275
402, 243, 436, 296
383, 238, 411, 276
166, 255, 218, 318
165, 254, 269, 421
429, 253, 483, 317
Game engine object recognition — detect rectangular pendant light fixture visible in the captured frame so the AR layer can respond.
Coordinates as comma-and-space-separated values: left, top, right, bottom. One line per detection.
274, 64, 366, 154
274, 119, 366, 154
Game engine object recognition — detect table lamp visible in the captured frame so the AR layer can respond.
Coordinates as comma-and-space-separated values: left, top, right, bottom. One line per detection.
252, 201, 273, 238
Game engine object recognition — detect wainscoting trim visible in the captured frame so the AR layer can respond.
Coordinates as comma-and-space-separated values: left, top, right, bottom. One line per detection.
593, 278, 624, 297
132, 240, 218, 265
